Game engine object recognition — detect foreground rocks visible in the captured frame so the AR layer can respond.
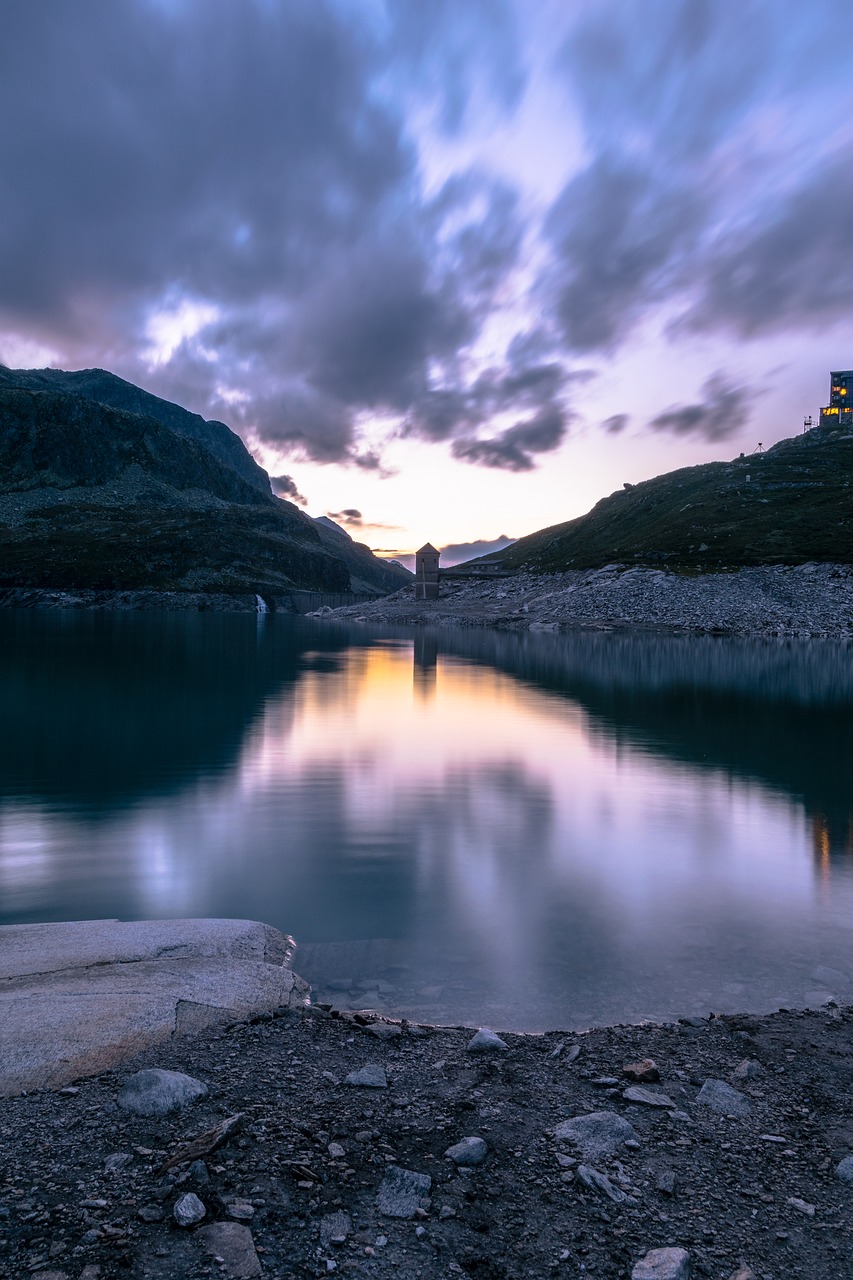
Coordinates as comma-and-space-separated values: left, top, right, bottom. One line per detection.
320, 561, 853, 639
1, 999, 851, 1279
0, 919, 308, 1095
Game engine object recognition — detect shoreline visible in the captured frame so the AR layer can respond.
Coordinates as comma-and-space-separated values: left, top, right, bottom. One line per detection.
317, 561, 853, 640
1, 920, 852, 1278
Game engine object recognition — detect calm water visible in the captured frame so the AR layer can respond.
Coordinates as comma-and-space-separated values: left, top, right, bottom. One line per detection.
1, 609, 852, 1031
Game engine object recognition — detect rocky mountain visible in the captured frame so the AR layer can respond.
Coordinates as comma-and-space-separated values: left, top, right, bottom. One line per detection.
483, 423, 853, 572
311, 516, 409, 594
0, 365, 271, 497
0, 370, 410, 599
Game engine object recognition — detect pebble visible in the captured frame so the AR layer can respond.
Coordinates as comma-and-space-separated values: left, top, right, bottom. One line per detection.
728, 1267, 757, 1280
444, 1136, 488, 1166
137, 1204, 165, 1222
655, 1170, 677, 1196
786, 1196, 815, 1215
577, 1164, 627, 1204
226, 1200, 255, 1221
835, 1155, 853, 1183
696, 1078, 751, 1116
117, 1068, 208, 1116
376, 1165, 432, 1218
631, 1246, 691, 1279
553, 1111, 639, 1160
173, 1192, 206, 1227
328, 1141, 346, 1158
344, 1064, 388, 1088
104, 1152, 133, 1174
466, 1028, 509, 1054
623, 1085, 675, 1109
319, 1211, 352, 1247
731, 1058, 762, 1081
622, 1059, 660, 1083
197, 1222, 262, 1278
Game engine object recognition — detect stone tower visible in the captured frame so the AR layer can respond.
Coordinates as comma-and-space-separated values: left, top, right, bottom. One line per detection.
414, 542, 440, 600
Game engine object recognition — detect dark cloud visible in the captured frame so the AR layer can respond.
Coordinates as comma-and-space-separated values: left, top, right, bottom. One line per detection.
685, 153, 853, 337
0, 0, 527, 468
648, 373, 753, 442
544, 2, 853, 355
328, 508, 363, 525
439, 536, 516, 567
602, 414, 629, 435
270, 475, 307, 506
452, 404, 568, 472
544, 157, 699, 353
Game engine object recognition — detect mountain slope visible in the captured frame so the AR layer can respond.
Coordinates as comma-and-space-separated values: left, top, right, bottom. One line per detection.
0, 365, 271, 496
311, 516, 410, 594
489, 424, 853, 572
0, 386, 340, 595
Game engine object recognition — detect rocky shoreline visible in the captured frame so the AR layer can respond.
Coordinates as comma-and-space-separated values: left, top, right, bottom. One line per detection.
316, 562, 853, 640
1, 922, 852, 1279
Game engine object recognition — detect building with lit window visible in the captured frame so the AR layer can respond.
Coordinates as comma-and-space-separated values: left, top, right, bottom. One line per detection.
819, 369, 853, 426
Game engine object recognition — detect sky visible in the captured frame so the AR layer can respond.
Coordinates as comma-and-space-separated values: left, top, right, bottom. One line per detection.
2, 1, 853, 567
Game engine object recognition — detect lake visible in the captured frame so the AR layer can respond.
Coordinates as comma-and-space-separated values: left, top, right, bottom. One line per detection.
1, 608, 852, 1031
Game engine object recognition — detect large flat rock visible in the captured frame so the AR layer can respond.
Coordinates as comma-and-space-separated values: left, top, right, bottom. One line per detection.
0, 918, 309, 1096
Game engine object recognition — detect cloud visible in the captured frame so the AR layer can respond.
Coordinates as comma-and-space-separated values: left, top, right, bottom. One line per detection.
439, 536, 516, 567
0, 0, 528, 468
452, 404, 568, 471
602, 414, 629, 435
270, 474, 307, 505
648, 373, 753, 442
541, 1, 853, 355
328, 508, 363, 525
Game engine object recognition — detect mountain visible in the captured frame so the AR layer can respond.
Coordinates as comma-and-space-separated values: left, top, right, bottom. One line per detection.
0, 369, 410, 598
311, 516, 408, 594
483, 423, 853, 573
0, 365, 272, 497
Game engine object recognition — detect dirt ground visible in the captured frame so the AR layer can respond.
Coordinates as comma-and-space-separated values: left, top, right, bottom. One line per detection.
1, 998, 852, 1280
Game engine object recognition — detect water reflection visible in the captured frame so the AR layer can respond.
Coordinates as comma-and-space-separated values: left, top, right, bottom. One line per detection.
0, 611, 852, 1029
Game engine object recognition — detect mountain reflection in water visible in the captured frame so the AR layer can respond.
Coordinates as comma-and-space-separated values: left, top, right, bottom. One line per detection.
0, 610, 851, 1030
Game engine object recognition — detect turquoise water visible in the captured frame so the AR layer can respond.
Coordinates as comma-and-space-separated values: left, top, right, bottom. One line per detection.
1, 609, 852, 1030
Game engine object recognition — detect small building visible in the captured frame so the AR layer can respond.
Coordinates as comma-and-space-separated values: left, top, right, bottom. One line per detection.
414, 542, 440, 600
819, 370, 853, 427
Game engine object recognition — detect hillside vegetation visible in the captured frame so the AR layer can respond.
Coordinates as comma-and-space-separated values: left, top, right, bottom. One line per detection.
0, 370, 409, 598
491, 424, 853, 572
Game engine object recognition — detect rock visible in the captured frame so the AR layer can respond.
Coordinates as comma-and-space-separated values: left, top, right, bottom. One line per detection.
187, 1159, 210, 1184
377, 1165, 432, 1218
344, 1064, 387, 1088
728, 1268, 757, 1280
696, 1079, 751, 1117
811, 965, 846, 987
835, 1155, 853, 1182
786, 1196, 815, 1216
117, 1068, 208, 1116
226, 1200, 255, 1221
577, 1164, 627, 1203
197, 1222, 262, 1278
623, 1085, 675, 1108
592, 1076, 620, 1087
138, 1204, 165, 1222
320, 1210, 352, 1246
731, 1058, 762, 1082
655, 1170, 677, 1196
0, 917, 307, 1096
104, 1152, 132, 1173
623, 1058, 660, 1083
466, 1028, 509, 1054
368, 1023, 402, 1040
328, 1142, 346, 1158
632, 1246, 691, 1279
444, 1136, 488, 1166
173, 1192, 206, 1227
553, 1111, 639, 1160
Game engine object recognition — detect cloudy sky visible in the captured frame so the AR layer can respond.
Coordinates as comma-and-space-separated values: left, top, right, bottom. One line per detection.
2, 1, 852, 564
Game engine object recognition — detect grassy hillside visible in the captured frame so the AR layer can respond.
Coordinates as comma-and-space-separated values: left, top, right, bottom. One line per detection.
492, 424, 853, 573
